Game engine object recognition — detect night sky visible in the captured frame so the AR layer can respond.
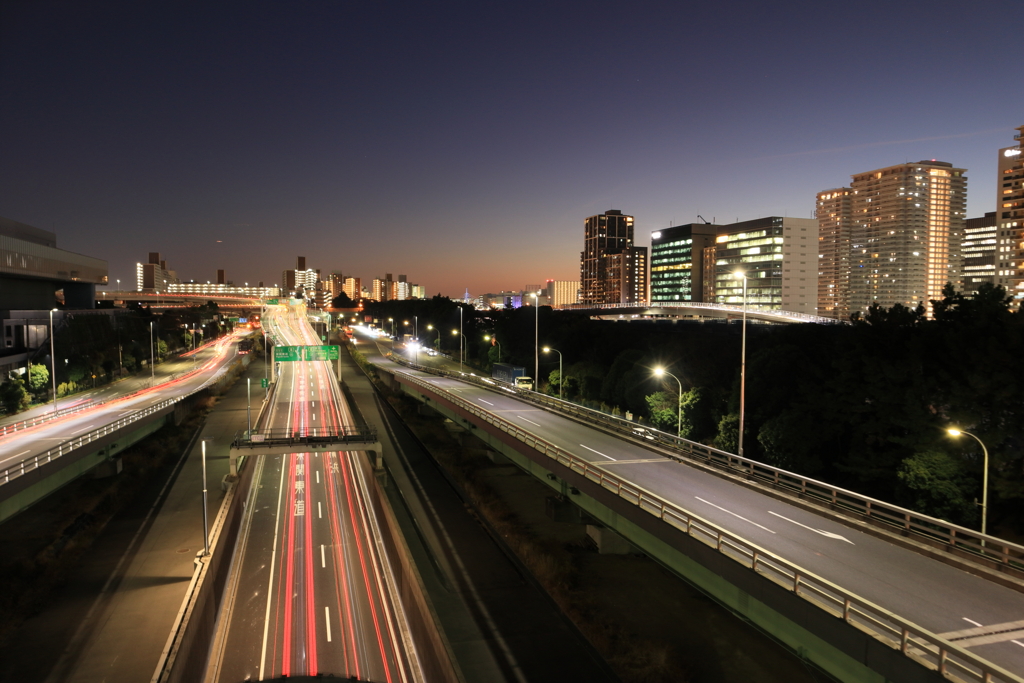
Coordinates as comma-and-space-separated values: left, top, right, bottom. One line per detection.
1, 1, 1020, 298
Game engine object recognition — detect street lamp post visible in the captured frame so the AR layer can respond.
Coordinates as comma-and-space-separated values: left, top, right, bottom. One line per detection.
49, 308, 58, 414
451, 330, 466, 372
543, 347, 563, 400
485, 335, 501, 362
459, 306, 464, 372
653, 366, 683, 437
733, 271, 748, 457
948, 428, 991, 540
532, 292, 539, 385
427, 324, 441, 353
201, 440, 209, 556
150, 321, 156, 383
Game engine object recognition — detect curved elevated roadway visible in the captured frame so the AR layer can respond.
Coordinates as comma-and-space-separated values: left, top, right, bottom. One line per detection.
367, 336, 1024, 682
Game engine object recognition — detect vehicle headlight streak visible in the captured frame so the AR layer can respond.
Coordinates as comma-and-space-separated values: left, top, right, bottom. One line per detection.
254, 305, 418, 682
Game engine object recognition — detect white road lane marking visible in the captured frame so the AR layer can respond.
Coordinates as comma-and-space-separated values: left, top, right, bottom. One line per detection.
516, 415, 541, 427
259, 457, 289, 679
325, 606, 332, 642
964, 617, 984, 628
478, 399, 494, 406
768, 511, 854, 544
71, 425, 95, 435
696, 497, 776, 534
321, 544, 326, 568
316, 470, 320, 484
12, 450, 31, 457
318, 501, 322, 518
579, 444, 616, 461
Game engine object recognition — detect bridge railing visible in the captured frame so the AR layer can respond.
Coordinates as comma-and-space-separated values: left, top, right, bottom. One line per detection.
400, 369, 1022, 683
387, 353, 1024, 578
0, 355, 231, 487
0, 400, 100, 438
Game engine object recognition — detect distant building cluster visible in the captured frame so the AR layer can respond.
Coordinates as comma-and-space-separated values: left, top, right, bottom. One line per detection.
135, 253, 280, 298
813, 126, 1023, 319
580, 123, 1024, 319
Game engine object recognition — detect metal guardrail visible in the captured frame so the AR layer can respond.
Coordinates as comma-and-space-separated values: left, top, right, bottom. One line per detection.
0, 357, 232, 487
387, 354, 1024, 577
0, 401, 99, 437
399, 369, 1022, 683
231, 426, 378, 449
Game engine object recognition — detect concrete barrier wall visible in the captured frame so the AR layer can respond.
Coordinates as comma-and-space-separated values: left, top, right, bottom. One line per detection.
154, 456, 255, 683
359, 453, 463, 683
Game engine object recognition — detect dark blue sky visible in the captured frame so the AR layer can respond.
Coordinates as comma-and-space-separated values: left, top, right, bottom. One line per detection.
2, 1, 1020, 297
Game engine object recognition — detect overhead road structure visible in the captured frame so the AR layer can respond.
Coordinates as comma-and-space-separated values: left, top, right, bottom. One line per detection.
0, 332, 246, 522
559, 301, 844, 325
364, 343, 1024, 683
97, 290, 263, 310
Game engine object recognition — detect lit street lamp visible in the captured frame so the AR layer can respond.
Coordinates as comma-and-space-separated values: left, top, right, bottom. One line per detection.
451, 329, 466, 372
542, 346, 562, 400
531, 291, 539, 386
947, 428, 991, 539
653, 366, 682, 437
427, 324, 441, 353
49, 308, 58, 414
733, 270, 748, 457
485, 335, 501, 363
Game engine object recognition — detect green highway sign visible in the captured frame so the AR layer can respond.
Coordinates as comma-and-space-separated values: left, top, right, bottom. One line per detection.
261, 378, 269, 388
266, 298, 279, 305
274, 345, 302, 362
304, 345, 340, 361
273, 345, 340, 362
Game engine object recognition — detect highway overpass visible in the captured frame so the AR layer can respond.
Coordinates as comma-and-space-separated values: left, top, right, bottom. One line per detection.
372, 341, 1024, 683
559, 301, 844, 324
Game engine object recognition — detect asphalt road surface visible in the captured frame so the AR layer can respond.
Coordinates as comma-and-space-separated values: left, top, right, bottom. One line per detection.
209, 306, 421, 682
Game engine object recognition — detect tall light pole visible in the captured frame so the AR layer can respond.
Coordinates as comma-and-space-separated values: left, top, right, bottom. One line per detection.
452, 330, 466, 372
150, 321, 156, 382
733, 271, 748, 456
427, 324, 441, 353
485, 335, 501, 362
532, 291, 539, 385
49, 308, 58, 414
948, 428, 991, 540
459, 306, 464, 372
543, 347, 562, 400
201, 440, 210, 557
653, 366, 682, 437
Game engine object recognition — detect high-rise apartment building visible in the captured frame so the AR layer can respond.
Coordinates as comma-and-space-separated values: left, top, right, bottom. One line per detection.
817, 161, 967, 318
580, 210, 647, 305
342, 277, 361, 300
546, 279, 580, 307
963, 212, 997, 292
282, 256, 320, 296
849, 161, 966, 315
650, 223, 720, 303
136, 252, 178, 293
816, 188, 855, 320
996, 125, 1024, 296
711, 217, 817, 314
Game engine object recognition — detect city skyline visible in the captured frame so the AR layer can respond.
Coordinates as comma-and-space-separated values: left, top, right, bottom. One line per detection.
1, 2, 1019, 298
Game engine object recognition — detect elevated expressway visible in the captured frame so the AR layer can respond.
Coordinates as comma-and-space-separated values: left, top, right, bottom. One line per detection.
370, 342, 1024, 683
0, 333, 246, 522
559, 301, 843, 325
207, 305, 426, 682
